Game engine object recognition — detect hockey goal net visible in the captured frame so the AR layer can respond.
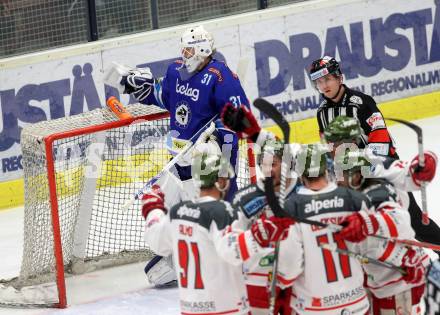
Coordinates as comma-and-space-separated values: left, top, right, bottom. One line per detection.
0, 103, 255, 308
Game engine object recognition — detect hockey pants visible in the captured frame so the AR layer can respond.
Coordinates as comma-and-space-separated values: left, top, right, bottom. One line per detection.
371, 284, 425, 315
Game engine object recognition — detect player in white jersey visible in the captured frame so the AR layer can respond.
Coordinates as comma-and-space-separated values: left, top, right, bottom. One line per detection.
232, 137, 298, 315
323, 117, 434, 315
323, 116, 437, 200
276, 144, 373, 315
142, 142, 293, 315
335, 152, 429, 315
222, 103, 299, 314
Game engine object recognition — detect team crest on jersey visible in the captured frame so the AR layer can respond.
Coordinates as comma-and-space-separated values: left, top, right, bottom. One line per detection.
175, 101, 191, 128
349, 95, 363, 104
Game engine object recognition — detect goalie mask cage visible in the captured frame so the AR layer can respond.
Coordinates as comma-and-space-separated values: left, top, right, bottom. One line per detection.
0, 103, 256, 308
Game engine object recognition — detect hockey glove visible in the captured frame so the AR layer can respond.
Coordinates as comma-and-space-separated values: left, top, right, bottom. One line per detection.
410, 151, 437, 185
251, 215, 295, 248
401, 248, 426, 284
221, 103, 261, 140
337, 211, 379, 243
121, 67, 155, 102
141, 184, 167, 219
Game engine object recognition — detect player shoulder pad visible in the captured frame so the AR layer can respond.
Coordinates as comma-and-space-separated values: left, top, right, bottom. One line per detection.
337, 186, 372, 211
232, 184, 266, 219
317, 99, 328, 110
200, 200, 237, 230
210, 59, 240, 81
350, 88, 375, 106
362, 179, 398, 209
170, 200, 237, 230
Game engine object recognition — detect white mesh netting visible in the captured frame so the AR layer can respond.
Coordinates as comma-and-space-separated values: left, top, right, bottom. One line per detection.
1, 103, 252, 306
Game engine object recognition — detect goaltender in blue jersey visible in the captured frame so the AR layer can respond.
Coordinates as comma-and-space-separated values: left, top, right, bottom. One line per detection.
113, 25, 250, 204
107, 25, 250, 288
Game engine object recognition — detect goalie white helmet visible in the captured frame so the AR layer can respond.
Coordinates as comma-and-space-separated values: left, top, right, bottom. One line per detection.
180, 25, 215, 73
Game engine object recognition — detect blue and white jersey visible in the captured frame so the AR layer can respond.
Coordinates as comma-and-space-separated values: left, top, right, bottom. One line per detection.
140, 58, 250, 201
143, 58, 249, 151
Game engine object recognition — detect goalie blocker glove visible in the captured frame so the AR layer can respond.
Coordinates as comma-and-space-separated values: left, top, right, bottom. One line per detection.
221, 103, 261, 140
120, 67, 156, 102
425, 259, 440, 315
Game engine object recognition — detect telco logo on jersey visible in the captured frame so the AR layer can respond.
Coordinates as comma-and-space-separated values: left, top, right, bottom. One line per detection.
176, 79, 200, 101
304, 197, 344, 214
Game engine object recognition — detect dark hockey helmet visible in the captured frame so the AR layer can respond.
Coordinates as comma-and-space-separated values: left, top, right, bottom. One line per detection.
309, 56, 342, 82
324, 116, 362, 143
296, 143, 327, 178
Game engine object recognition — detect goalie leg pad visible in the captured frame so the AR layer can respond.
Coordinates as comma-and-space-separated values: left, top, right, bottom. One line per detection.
425, 259, 440, 315
144, 255, 177, 288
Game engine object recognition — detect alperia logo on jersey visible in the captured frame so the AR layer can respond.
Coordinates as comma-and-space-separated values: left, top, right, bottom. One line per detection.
177, 205, 201, 219
304, 196, 344, 214
176, 79, 200, 101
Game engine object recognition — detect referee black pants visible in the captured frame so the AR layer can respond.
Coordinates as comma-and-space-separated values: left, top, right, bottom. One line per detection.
408, 192, 440, 250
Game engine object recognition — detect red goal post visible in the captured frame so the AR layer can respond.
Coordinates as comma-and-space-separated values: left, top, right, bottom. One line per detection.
0, 103, 256, 308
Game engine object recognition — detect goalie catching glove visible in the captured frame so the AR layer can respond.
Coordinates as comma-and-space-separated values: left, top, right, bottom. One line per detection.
250, 215, 295, 247
221, 103, 260, 140
120, 67, 156, 102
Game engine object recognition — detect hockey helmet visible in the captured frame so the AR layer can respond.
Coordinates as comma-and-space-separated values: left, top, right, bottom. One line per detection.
324, 116, 362, 143
180, 25, 215, 73
296, 144, 327, 178
334, 149, 371, 174
334, 149, 372, 189
258, 137, 285, 165
309, 56, 342, 83
191, 142, 234, 189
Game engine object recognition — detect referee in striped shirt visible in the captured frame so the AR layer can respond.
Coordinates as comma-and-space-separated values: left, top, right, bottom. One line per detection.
310, 56, 397, 158
309, 55, 440, 252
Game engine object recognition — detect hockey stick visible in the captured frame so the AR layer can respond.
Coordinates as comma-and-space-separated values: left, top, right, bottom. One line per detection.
317, 242, 406, 274
385, 117, 429, 225
284, 210, 440, 252
121, 114, 219, 211
253, 98, 290, 314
